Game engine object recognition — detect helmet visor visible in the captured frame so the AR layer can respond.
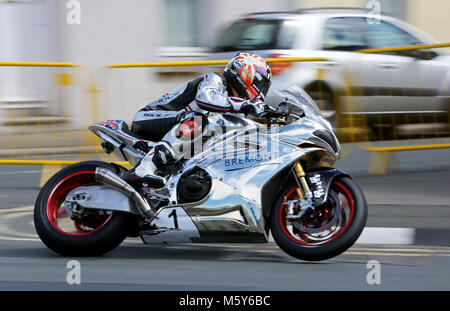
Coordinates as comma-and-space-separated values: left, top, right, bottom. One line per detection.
252, 75, 271, 101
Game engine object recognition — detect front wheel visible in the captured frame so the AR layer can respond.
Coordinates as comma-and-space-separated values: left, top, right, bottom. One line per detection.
34, 161, 135, 256
269, 176, 367, 261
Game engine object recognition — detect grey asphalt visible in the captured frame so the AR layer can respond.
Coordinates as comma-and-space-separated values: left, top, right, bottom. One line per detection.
0, 240, 449, 290
0, 152, 449, 290
2, 163, 449, 229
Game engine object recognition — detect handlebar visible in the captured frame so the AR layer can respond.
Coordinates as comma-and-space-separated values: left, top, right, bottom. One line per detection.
264, 105, 288, 121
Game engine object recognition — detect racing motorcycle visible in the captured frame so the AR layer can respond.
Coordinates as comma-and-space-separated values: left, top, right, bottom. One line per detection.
34, 85, 367, 261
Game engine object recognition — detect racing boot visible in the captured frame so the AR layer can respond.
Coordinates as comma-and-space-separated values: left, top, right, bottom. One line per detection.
127, 143, 176, 189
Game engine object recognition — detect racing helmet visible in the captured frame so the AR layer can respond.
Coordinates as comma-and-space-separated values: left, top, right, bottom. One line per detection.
223, 52, 272, 101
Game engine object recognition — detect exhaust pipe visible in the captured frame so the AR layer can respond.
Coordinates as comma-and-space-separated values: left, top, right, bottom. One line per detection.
95, 167, 156, 221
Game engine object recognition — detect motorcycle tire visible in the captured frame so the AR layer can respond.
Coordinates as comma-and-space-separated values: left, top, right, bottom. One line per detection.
34, 161, 135, 256
269, 176, 367, 261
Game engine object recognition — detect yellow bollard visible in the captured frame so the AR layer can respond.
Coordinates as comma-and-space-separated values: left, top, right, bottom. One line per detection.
39, 165, 62, 187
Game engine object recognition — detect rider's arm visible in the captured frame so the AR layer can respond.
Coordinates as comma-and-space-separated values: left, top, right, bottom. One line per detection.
195, 74, 252, 113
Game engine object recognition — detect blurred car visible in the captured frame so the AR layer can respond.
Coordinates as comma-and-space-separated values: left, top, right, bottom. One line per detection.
209, 8, 450, 137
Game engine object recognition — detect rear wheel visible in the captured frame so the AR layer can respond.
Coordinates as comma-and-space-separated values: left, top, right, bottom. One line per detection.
34, 161, 135, 256
270, 176, 367, 261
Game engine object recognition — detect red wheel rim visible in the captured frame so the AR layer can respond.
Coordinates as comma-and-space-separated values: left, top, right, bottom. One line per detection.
278, 181, 355, 246
46, 170, 112, 236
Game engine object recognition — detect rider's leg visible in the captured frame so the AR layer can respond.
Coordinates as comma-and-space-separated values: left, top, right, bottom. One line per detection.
131, 109, 180, 142
130, 111, 208, 187
127, 109, 180, 187
133, 142, 176, 187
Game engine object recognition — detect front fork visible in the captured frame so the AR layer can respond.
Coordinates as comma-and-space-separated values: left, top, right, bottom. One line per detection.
286, 162, 315, 220
294, 162, 311, 199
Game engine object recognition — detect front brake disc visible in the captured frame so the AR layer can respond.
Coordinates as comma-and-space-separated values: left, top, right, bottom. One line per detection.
292, 191, 341, 234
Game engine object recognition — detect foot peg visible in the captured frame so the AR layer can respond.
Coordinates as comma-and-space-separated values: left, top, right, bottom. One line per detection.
143, 209, 157, 222
123, 170, 165, 189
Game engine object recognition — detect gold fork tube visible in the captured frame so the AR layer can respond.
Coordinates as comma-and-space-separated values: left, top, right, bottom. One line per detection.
294, 162, 311, 194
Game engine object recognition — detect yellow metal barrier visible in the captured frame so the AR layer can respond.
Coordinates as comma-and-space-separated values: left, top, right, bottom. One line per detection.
362, 142, 450, 152
100, 57, 329, 122
0, 57, 329, 168
363, 142, 450, 175
332, 43, 450, 144
0, 61, 96, 169
0, 52, 449, 178
95, 57, 331, 142
0, 159, 129, 166
357, 43, 450, 54
107, 57, 329, 68
343, 42, 450, 173
0, 62, 81, 68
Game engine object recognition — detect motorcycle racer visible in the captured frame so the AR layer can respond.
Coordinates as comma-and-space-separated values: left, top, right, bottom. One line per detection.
129, 52, 272, 187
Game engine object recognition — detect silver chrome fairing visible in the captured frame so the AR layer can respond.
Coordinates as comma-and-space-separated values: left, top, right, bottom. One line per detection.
88, 85, 342, 244
89, 120, 148, 166
65, 185, 138, 214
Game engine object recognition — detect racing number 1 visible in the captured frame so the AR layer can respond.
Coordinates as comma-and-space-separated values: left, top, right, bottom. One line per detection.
168, 209, 179, 229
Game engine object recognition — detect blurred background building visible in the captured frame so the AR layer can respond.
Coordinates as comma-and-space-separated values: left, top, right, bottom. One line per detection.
0, 0, 449, 134
2, 0, 447, 65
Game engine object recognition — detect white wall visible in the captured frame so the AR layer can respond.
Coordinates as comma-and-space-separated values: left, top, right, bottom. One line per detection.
54, 0, 298, 124
405, 0, 450, 43
3, 0, 447, 129
0, 0, 58, 101
56, 0, 163, 68
53, 0, 165, 125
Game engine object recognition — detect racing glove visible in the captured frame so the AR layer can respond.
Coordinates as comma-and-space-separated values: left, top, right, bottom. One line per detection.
230, 97, 268, 118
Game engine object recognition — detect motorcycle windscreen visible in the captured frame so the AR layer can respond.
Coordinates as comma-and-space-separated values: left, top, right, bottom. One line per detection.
274, 85, 322, 117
